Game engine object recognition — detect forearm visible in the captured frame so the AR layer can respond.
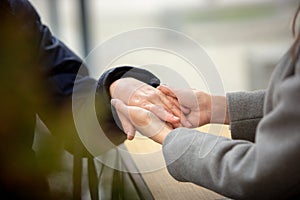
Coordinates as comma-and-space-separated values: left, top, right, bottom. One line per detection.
163, 129, 254, 199
163, 126, 299, 199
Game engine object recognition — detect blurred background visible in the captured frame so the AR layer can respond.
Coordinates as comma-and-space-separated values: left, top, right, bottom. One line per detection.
30, 0, 298, 92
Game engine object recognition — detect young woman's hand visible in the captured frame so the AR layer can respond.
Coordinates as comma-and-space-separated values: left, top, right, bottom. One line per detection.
111, 99, 172, 144
158, 85, 229, 127
110, 78, 191, 140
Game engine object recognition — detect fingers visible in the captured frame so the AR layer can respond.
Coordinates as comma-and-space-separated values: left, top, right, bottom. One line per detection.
158, 84, 191, 113
145, 103, 191, 128
163, 97, 191, 127
162, 97, 192, 127
112, 99, 169, 140
157, 85, 177, 98
158, 85, 192, 127
143, 103, 180, 124
111, 99, 136, 140
111, 99, 128, 116
180, 105, 191, 115
180, 113, 193, 128
166, 96, 181, 110
157, 91, 182, 121
118, 112, 136, 140
112, 82, 197, 136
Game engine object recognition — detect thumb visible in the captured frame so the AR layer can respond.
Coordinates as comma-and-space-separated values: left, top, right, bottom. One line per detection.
111, 98, 127, 113
111, 99, 136, 140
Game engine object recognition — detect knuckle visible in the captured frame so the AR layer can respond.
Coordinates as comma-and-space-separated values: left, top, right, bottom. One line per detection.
129, 95, 142, 105
148, 91, 157, 99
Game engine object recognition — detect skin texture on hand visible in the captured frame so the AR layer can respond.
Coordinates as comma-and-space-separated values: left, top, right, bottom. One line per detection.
158, 85, 230, 127
111, 99, 172, 144
109, 78, 190, 140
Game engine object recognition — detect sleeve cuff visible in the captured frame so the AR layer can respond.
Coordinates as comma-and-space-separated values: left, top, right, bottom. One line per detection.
226, 90, 265, 142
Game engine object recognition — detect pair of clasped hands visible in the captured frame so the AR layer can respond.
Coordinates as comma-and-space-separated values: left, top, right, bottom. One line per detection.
110, 78, 229, 144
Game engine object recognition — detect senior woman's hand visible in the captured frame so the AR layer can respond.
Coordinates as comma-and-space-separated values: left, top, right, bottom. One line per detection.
111, 99, 172, 144
110, 78, 191, 140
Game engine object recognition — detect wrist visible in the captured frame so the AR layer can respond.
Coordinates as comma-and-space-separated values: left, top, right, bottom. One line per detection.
150, 126, 172, 144
195, 90, 212, 126
210, 95, 230, 124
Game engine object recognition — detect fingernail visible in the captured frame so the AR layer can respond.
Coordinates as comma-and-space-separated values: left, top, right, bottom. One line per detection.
172, 116, 180, 121
127, 132, 134, 140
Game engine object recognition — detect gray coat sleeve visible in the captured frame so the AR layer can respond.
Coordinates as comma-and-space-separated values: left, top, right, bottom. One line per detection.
226, 90, 265, 142
162, 65, 300, 199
